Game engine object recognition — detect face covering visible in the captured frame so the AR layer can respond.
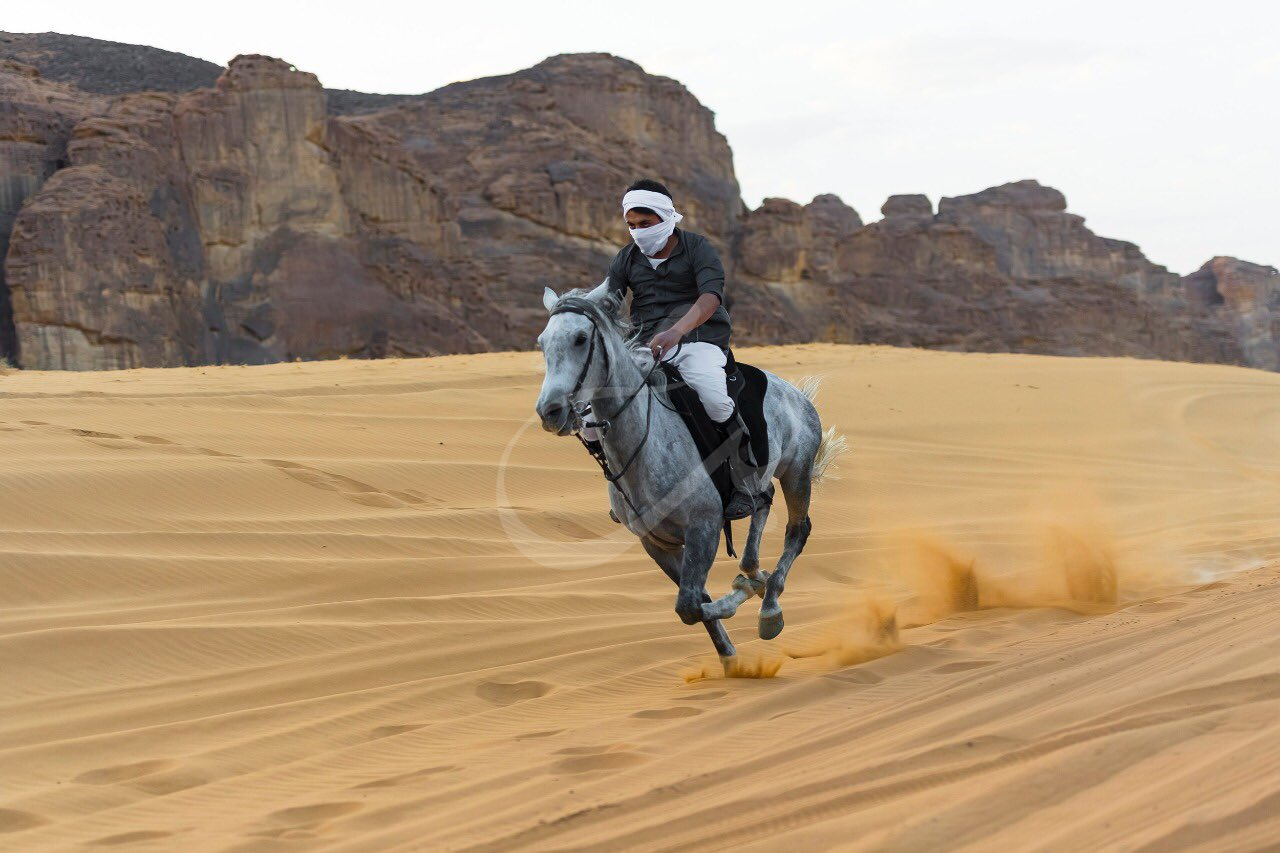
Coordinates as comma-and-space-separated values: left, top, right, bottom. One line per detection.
622, 189, 684, 257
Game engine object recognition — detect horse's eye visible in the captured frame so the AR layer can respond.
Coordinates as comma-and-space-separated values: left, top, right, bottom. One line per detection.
574, 333, 588, 346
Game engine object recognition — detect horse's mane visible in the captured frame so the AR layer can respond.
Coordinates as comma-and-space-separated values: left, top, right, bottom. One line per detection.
551, 290, 668, 392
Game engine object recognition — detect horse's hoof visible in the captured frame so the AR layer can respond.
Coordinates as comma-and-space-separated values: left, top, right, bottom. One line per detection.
759, 607, 784, 640
719, 654, 737, 676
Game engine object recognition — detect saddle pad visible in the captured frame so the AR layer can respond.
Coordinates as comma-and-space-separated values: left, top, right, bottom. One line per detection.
661, 356, 770, 506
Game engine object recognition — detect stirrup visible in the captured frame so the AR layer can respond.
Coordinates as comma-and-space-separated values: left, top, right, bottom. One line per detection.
724, 488, 768, 521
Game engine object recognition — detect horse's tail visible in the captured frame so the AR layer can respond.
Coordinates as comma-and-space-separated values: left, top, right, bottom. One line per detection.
792, 375, 846, 484
796, 375, 823, 403
812, 426, 847, 484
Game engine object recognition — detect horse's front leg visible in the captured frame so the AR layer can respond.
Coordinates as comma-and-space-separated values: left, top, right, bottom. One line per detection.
674, 519, 720, 626
640, 535, 735, 662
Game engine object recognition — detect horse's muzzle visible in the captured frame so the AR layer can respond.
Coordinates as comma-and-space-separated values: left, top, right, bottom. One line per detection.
537, 399, 573, 435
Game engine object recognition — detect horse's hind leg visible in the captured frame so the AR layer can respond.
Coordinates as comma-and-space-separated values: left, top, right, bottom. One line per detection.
641, 536, 736, 663
740, 482, 774, 581
701, 491, 773, 622
759, 470, 812, 640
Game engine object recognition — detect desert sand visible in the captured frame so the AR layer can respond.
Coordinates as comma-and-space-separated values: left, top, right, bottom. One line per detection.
2, 343, 1278, 851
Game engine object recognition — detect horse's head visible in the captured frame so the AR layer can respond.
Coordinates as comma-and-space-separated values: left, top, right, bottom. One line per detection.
535, 280, 616, 435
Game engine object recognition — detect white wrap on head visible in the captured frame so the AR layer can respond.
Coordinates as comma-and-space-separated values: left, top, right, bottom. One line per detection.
622, 189, 683, 256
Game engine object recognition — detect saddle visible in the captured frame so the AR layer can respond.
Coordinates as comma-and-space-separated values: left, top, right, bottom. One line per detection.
660, 348, 770, 514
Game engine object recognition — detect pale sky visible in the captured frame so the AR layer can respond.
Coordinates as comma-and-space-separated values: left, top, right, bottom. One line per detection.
8, 1, 1277, 274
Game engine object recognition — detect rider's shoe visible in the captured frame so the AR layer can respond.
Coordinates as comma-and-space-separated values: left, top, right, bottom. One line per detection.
717, 407, 771, 521
723, 486, 761, 520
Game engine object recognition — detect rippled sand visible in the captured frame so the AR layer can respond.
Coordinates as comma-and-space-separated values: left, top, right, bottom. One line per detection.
2, 344, 1278, 850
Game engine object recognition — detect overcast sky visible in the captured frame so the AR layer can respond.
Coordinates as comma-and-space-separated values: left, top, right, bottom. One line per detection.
8, 1, 1277, 273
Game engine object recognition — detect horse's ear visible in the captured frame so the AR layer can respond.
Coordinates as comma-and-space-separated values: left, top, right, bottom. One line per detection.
585, 278, 612, 307
542, 287, 558, 314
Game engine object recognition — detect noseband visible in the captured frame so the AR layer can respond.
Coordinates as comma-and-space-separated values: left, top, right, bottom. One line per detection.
549, 299, 675, 521
551, 300, 663, 434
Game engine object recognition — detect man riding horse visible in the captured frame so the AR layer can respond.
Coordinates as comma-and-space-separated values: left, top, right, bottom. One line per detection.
600, 179, 769, 520
536, 180, 841, 656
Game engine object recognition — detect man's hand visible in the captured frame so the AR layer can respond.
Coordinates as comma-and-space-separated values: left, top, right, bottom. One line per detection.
648, 329, 683, 359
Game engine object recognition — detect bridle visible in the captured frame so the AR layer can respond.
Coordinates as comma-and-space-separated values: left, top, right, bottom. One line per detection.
550, 300, 677, 521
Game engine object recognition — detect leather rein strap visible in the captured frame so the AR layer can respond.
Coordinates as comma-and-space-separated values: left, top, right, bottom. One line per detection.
550, 301, 667, 521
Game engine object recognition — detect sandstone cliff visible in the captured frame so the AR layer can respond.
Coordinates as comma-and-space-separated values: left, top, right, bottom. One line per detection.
0, 31, 415, 115
1183, 257, 1280, 370
0, 60, 102, 364
0, 42, 1274, 372
733, 181, 1247, 369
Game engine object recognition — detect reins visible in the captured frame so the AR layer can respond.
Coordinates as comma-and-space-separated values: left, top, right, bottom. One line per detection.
551, 301, 672, 521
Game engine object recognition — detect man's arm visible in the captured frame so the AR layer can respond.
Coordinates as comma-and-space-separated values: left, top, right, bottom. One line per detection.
647, 293, 719, 355
647, 237, 725, 355
606, 250, 630, 301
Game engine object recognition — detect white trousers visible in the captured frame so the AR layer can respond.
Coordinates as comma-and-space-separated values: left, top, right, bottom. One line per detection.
661, 341, 734, 423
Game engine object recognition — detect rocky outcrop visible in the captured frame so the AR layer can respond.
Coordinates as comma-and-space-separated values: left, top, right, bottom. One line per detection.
1, 31, 427, 116
0, 60, 101, 363
1184, 257, 1280, 370
732, 180, 1244, 366
0, 41, 1275, 373
1, 51, 741, 367
5, 55, 487, 366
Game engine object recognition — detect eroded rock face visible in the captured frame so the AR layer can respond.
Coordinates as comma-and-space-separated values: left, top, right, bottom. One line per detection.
2, 52, 742, 368
733, 181, 1244, 367
0, 46, 1275, 373
0, 61, 101, 362
936, 180, 1184, 298
1184, 257, 1280, 370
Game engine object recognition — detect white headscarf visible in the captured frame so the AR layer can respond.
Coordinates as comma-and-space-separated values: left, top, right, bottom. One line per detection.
622, 189, 683, 256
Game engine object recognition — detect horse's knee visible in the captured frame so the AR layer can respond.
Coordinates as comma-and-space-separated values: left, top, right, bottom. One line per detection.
675, 588, 704, 625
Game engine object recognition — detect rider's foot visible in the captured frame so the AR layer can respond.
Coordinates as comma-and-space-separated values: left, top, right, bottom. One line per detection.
724, 486, 770, 521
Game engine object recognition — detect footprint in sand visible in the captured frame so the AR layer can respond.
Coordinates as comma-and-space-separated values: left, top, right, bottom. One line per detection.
87, 829, 178, 846
24, 419, 426, 510
932, 660, 997, 674
630, 706, 704, 720
549, 751, 649, 774
131, 768, 209, 795
554, 743, 637, 756
262, 459, 407, 509
677, 690, 728, 702
366, 724, 424, 740
515, 729, 565, 740
70, 428, 123, 439
0, 809, 48, 833
475, 680, 554, 705
824, 669, 884, 685
352, 766, 458, 789
74, 759, 176, 785
257, 802, 363, 838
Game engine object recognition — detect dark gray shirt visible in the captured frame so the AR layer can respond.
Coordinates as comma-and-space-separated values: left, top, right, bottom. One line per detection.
606, 229, 732, 349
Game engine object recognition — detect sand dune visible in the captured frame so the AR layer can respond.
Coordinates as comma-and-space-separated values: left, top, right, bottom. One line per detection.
2, 344, 1278, 850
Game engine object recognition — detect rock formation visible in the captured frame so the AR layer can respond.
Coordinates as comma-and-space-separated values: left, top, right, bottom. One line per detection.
0, 38, 1275, 372
1184, 257, 1280, 370
0, 60, 101, 363
733, 180, 1245, 368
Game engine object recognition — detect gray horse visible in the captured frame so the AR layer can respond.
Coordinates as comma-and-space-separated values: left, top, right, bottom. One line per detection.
535, 282, 845, 669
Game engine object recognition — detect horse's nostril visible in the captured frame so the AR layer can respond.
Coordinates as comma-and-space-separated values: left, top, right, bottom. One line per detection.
541, 401, 566, 425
